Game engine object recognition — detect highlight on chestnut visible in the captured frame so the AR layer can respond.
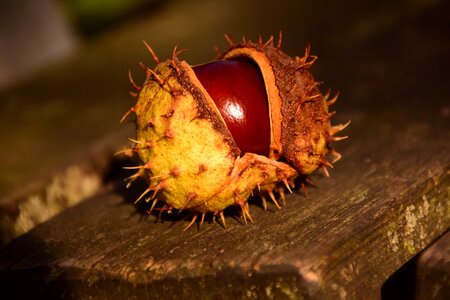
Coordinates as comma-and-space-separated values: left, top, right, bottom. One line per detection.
119, 33, 349, 230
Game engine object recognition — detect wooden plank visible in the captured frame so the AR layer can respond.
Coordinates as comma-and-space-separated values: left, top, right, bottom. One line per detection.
0, 126, 133, 246
416, 232, 450, 300
0, 101, 448, 299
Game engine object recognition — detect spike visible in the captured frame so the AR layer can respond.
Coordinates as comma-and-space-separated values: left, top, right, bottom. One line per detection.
296, 45, 318, 69
320, 165, 330, 177
171, 46, 187, 70
122, 164, 142, 170
242, 36, 247, 44
256, 178, 265, 192
328, 111, 336, 118
139, 61, 148, 71
123, 162, 152, 170
264, 35, 274, 47
128, 69, 142, 91
258, 34, 263, 44
146, 198, 158, 214
320, 157, 334, 169
120, 106, 135, 123
173, 45, 187, 58
327, 135, 348, 142
309, 81, 322, 90
156, 204, 172, 220
244, 203, 253, 222
214, 45, 221, 57
199, 212, 206, 229
141, 64, 165, 86
277, 31, 283, 49
128, 137, 152, 148
323, 89, 331, 101
134, 186, 154, 204
240, 204, 248, 224
124, 169, 143, 183
309, 55, 318, 65
296, 45, 310, 65
239, 201, 253, 223
224, 34, 234, 46
327, 92, 339, 106
305, 177, 316, 187
183, 214, 198, 231
178, 192, 197, 214
114, 147, 136, 157
157, 204, 168, 220
278, 187, 286, 205
142, 40, 160, 64
305, 93, 321, 101
329, 148, 342, 163
296, 62, 309, 70
304, 45, 311, 60
170, 46, 182, 74
151, 182, 165, 200
268, 190, 281, 209
124, 169, 144, 189
261, 195, 268, 210
282, 178, 293, 193
128, 137, 142, 144
149, 173, 169, 181
329, 120, 351, 136
219, 211, 227, 229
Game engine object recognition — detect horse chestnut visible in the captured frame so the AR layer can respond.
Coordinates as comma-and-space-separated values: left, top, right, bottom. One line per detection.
121, 34, 349, 229
193, 60, 271, 156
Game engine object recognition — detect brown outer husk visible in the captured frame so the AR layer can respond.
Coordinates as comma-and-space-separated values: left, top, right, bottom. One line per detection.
223, 42, 330, 174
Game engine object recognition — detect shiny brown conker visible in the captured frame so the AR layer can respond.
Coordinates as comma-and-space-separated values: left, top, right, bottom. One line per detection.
193, 60, 271, 156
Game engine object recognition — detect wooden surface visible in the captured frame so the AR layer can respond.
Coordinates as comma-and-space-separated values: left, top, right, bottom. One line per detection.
0, 99, 448, 299
0, 0, 449, 299
416, 231, 450, 300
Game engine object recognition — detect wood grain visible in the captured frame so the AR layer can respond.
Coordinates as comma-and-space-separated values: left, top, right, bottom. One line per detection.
0, 102, 448, 299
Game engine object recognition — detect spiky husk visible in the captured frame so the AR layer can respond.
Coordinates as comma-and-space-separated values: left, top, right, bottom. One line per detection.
132, 60, 297, 214
223, 41, 333, 174
122, 34, 348, 226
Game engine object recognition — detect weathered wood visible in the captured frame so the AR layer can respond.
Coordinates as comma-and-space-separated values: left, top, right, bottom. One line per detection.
0, 100, 448, 299
0, 127, 132, 245
381, 231, 450, 299
416, 232, 450, 300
